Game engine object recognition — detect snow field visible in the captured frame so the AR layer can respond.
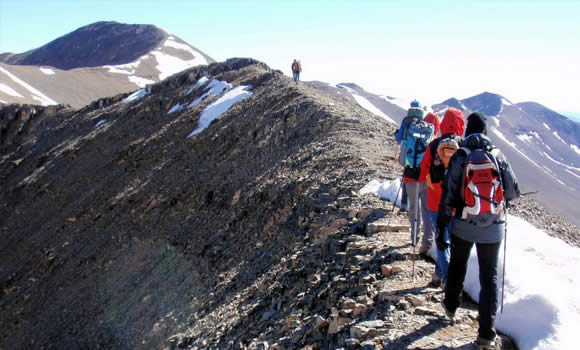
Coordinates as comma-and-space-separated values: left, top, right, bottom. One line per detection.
0, 66, 57, 106
339, 85, 395, 123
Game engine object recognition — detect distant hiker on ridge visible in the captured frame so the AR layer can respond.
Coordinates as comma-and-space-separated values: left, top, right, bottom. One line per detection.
395, 100, 436, 255
438, 112, 520, 350
420, 108, 464, 287
291, 59, 302, 84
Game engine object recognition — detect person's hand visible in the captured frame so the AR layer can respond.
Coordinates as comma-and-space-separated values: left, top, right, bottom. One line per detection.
436, 229, 448, 250
436, 215, 450, 250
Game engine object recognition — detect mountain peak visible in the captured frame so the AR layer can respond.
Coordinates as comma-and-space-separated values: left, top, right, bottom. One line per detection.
461, 91, 508, 116
0, 21, 168, 70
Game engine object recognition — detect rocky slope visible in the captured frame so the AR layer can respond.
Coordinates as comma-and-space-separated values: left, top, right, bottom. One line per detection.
1, 58, 576, 350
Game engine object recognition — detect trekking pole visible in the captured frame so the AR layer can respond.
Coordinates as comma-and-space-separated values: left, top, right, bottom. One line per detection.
501, 206, 508, 313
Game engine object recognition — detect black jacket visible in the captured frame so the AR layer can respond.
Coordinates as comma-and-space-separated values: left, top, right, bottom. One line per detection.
439, 133, 520, 220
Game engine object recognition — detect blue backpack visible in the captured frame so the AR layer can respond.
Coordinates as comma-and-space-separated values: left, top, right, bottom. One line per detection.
404, 120, 434, 169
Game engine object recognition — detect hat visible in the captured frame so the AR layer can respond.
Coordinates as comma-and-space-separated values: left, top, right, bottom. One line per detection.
465, 112, 487, 136
410, 100, 421, 108
407, 107, 425, 118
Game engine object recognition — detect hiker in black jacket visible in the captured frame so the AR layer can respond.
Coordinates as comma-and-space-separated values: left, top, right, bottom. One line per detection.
438, 112, 520, 350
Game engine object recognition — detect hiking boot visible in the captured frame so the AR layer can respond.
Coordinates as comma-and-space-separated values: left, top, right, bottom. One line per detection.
419, 244, 430, 256
476, 336, 497, 350
441, 300, 456, 322
431, 272, 442, 287
419, 244, 433, 261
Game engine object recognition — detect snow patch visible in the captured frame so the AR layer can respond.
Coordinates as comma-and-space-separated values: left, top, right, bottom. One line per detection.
123, 88, 149, 103
0, 67, 57, 106
517, 134, 533, 142
491, 129, 541, 169
187, 76, 210, 95
187, 85, 252, 137
94, 120, 107, 128
152, 37, 208, 81
128, 76, 155, 88
104, 56, 145, 75
381, 95, 412, 111
0, 83, 23, 98
187, 79, 232, 109
39, 67, 55, 75
542, 151, 580, 172
168, 103, 184, 114
516, 131, 539, 143
543, 123, 551, 130
571, 144, 580, 156
359, 178, 403, 206
491, 116, 500, 127
552, 131, 566, 143
565, 169, 580, 180
351, 94, 395, 123
341, 86, 394, 123
501, 97, 512, 106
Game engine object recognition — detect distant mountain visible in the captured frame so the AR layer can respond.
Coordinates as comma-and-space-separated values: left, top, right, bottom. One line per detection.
1, 21, 166, 69
323, 84, 580, 227
0, 21, 214, 108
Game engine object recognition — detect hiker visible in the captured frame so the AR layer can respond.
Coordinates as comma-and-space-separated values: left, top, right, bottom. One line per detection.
291, 59, 302, 83
396, 100, 422, 213
420, 108, 465, 287
438, 112, 520, 350
395, 102, 435, 252
416, 111, 441, 256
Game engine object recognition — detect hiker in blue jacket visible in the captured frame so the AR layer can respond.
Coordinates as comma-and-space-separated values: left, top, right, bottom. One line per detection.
394, 100, 422, 212
438, 112, 520, 350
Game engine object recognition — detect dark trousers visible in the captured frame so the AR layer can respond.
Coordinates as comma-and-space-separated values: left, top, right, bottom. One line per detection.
444, 235, 501, 341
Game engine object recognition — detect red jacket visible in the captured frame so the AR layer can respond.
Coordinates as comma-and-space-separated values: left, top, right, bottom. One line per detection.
402, 111, 441, 184
420, 108, 465, 210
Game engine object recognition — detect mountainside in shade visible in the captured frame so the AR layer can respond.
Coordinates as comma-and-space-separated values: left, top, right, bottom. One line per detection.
333, 85, 580, 227
0, 58, 524, 349
0, 21, 167, 70
0, 21, 214, 108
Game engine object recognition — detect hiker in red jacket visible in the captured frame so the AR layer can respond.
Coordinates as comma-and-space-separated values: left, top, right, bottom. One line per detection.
420, 108, 465, 286
291, 59, 302, 84
416, 111, 441, 256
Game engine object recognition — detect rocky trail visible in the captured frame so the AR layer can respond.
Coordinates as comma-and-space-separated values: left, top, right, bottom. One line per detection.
171, 193, 517, 350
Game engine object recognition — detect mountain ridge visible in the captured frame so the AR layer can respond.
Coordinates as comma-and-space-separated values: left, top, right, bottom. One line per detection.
1, 57, 578, 349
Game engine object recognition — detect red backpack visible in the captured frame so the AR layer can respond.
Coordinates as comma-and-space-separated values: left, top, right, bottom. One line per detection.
461, 147, 505, 227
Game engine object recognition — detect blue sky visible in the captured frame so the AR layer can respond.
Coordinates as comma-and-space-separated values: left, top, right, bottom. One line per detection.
1, 0, 579, 115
